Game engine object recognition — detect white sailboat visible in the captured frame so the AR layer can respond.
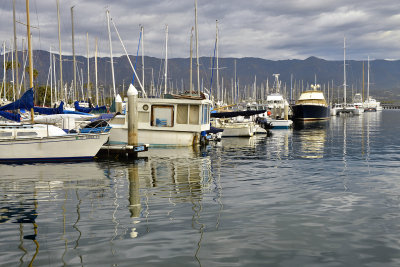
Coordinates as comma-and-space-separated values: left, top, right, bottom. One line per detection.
0, 123, 109, 162
363, 57, 382, 111
0, 0, 109, 162
331, 37, 356, 116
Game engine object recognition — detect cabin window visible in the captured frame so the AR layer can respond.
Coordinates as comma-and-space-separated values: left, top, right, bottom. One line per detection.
17, 132, 38, 137
177, 104, 189, 124
151, 105, 174, 127
189, 105, 200, 125
0, 132, 12, 137
139, 112, 149, 123
201, 104, 209, 124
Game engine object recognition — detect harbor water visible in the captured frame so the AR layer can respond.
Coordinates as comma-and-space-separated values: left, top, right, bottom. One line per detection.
1, 111, 400, 266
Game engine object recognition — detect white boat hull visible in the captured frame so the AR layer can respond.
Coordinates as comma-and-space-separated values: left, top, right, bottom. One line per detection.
220, 123, 254, 137
0, 133, 109, 162
270, 119, 293, 129
108, 128, 199, 147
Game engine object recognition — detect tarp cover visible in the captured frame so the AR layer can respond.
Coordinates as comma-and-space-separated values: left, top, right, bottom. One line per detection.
34, 101, 64, 115
0, 111, 20, 122
210, 109, 266, 118
0, 88, 34, 111
74, 101, 107, 113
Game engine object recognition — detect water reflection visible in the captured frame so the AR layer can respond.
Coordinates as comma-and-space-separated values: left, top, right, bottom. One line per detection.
266, 130, 292, 159
0, 153, 217, 266
294, 121, 328, 159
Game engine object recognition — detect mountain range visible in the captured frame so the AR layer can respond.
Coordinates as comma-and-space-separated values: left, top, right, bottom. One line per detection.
2, 50, 400, 101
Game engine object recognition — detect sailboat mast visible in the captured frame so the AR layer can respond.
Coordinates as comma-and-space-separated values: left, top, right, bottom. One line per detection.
141, 26, 145, 94
189, 27, 193, 92
71, 6, 76, 99
2, 42, 5, 100
86, 32, 90, 100
13, 0, 19, 98
50, 47, 53, 105
106, 10, 116, 98
362, 61, 365, 102
234, 59, 237, 103
11, 39, 15, 100
57, 0, 63, 100
195, 0, 200, 94
164, 25, 168, 94
53, 54, 57, 103
26, 0, 34, 121
95, 37, 98, 106
367, 56, 370, 103
216, 20, 219, 101
343, 37, 346, 104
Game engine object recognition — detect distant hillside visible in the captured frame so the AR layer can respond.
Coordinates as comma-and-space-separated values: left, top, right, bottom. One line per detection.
2, 50, 400, 100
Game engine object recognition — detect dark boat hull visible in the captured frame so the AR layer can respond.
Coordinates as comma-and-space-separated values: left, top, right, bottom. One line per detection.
292, 105, 330, 121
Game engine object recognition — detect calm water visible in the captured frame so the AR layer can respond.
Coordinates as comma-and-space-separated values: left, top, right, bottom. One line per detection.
1, 111, 400, 266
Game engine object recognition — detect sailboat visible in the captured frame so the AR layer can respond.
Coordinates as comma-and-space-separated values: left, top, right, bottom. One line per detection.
331, 37, 356, 116
0, 0, 109, 162
363, 57, 382, 112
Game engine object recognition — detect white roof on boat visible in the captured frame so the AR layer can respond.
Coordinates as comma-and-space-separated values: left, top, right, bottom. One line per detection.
266, 93, 284, 101
298, 90, 326, 101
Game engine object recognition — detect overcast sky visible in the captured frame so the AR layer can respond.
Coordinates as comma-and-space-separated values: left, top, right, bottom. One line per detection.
0, 0, 399, 61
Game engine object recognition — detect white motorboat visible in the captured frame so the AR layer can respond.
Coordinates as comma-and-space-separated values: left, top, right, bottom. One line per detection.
353, 93, 364, 115
213, 119, 254, 137
364, 96, 382, 112
109, 95, 212, 147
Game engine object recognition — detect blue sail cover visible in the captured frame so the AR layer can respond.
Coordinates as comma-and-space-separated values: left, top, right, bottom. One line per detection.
0, 88, 34, 111
0, 111, 20, 122
34, 101, 64, 115
74, 101, 107, 113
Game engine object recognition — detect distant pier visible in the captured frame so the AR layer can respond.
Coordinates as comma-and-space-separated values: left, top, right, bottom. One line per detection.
381, 104, 400, 110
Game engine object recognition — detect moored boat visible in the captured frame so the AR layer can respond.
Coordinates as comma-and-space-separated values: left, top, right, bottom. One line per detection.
108, 94, 212, 147
291, 89, 330, 121
0, 123, 109, 162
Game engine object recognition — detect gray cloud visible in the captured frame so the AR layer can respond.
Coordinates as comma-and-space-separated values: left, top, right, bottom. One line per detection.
0, 0, 399, 60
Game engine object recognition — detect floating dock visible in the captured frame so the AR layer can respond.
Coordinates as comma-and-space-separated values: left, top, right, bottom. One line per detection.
97, 144, 148, 159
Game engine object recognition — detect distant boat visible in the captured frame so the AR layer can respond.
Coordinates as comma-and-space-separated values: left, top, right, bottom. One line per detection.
291, 87, 330, 121
353, 93, 364, 115
332, 37, 357, 116
362, 56, 382, 112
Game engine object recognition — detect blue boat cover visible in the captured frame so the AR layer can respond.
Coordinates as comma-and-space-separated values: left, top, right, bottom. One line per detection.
74, 101, 107, 113
0, 88, 34, 111
34, 101, 64, 115
89, 113, 115, 122
0, 111, 21, 122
